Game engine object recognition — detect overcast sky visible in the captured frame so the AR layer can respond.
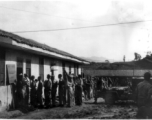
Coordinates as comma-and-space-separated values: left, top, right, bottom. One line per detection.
0, 0, 152, 61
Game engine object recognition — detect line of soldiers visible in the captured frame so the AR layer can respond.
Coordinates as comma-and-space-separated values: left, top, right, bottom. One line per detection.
15, 73, 120, 109
14, 72, 87, 109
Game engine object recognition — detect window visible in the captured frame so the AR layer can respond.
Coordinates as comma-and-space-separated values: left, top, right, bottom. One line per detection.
17, 58, 23, 68
69, 66, 71, 74
6, 64, 16, 84
39, 57, 44, 65
0, 50, 5, 85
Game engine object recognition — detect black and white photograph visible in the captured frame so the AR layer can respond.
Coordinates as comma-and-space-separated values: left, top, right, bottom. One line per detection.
0, 0, 152, 119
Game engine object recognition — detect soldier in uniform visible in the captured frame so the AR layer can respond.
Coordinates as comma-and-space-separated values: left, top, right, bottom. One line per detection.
58, 74, 65, 107
67, 74, 75, 107
16, 73, 23, 107
93, 77, 97, 103
23, 74, 30, 105
21, 74, 28, 106
94, 77, 102, 103
44, 74, 52, 108
86, 78, 91, 100
51, 75, 58, 107
75, 75, 83, 105
136, 72, 152, 118
83, 78, 88, 100
30, 75, 36, 106
36, 76, 43, 108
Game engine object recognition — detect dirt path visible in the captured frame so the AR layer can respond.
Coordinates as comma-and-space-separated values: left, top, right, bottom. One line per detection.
0, 98, 137, 119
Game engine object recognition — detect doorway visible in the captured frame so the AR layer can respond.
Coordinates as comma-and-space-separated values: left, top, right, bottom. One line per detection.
17, 67, 23, 81
17, 58, 23, 81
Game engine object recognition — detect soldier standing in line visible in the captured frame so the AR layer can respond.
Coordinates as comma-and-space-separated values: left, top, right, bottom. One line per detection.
67, 74, 75, 107
23, 74, 30, 105
30, 75, 36, 106
44, 74, 52, 108
21, 74, 28, 106
75, 75, 83, 105
16, 73, 23, 107
93, 77, 102, 103
51, 75, 58, 107
135, 72, 152, 118
90, 77, 94, 98
58, 74, 65, 107
36, 76, 43, 108
86, 78, 91, 100
83, 78, 88, 101
34, 79, 38, 107
93, 77, 97, 103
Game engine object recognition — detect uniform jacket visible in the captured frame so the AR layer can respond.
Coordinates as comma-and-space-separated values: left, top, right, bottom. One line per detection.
31, 80, 36, 94
37, 81, 43, 95
136, 80, 152, 107
44, 79, 52, 92
59, 79, 64, 90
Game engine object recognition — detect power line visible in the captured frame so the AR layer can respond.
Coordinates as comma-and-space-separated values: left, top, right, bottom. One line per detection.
12, 19, 152, 33
0, 5, 102, 24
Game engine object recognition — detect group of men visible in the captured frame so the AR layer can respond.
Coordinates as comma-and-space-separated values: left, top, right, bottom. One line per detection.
14, 70, 93, 109
15, 72, 131, 109
16, 74, 47, 108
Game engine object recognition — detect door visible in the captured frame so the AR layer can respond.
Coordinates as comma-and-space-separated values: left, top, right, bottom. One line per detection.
0, 49, 5, 86
17, 68, 23, 81
17, 58, 23, 81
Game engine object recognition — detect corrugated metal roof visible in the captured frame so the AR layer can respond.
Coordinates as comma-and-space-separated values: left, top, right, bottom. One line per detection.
83, 57, 152, 70
0, 29, 88, 63
84, 69, 152, 77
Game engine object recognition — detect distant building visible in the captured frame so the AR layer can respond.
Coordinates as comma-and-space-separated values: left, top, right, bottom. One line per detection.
0, 29, 89, 111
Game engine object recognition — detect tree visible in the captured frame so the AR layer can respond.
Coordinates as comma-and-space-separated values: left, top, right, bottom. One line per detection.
134, 52, 141, 61
105, 60, 110, 63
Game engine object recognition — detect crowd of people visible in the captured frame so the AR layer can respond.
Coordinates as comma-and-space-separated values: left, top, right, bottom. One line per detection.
13, 70, 95, 109
13, 72, 135, 110
12, 70, 152, 118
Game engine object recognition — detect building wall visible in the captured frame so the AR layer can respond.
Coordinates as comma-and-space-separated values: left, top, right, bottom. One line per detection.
0, 85, 12, 112
31, 55, 39, 79
71, 63, 74, 74
0, 48, 83, 112
5, 49, 82, 80
64, 62, 78, 75
44, 58, 51, 81
57, 60, 63, 76
78, 66, 82, 75
5, 49, 40, 79
65, 62, 69, 74
53, 60, 61, 95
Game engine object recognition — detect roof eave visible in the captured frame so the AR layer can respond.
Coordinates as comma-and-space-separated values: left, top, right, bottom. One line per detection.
12, 40, 89, 64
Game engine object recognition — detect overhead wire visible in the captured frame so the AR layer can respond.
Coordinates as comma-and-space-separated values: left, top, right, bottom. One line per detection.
0, 5, 102, 24
12, 19, 152, 33
1, 5, 152, 33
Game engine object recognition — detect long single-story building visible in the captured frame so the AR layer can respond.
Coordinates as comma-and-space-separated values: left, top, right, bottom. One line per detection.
0, 29, 89, 112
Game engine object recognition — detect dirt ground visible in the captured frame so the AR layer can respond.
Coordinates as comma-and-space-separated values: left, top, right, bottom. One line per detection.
0, 98, 137, 119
